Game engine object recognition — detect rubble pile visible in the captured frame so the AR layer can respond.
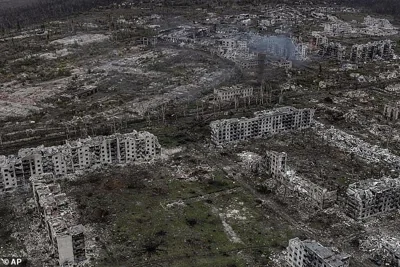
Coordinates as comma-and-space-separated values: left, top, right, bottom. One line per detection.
285, 169, 337, 209
314, 122, 400, 167
360, 235, 400, 266
31, 173, 87, 266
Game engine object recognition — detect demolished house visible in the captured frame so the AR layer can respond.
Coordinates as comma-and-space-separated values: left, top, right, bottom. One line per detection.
31, 173, 86, 266
210, 106, 314, 145
0, 131, 161, 194
286, 237, 350, 267
345, 178, 400, 220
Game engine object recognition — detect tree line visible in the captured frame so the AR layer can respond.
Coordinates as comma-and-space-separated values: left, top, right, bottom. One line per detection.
0, 0, 125, 33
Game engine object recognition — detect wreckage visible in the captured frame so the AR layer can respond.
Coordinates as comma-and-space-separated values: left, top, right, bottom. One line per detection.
31, 173, 86, 266
239, 150, 337, 208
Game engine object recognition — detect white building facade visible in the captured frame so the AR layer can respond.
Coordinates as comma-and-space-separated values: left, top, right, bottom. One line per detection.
0, 131, 161, 194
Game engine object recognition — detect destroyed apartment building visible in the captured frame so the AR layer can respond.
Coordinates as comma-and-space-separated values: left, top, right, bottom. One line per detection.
213, 85, 253, 102
264, 151, 336, 208
318, 42, 346, 60
238, 150, 287, 178
0, 131, 161, 194
239, 150, 336, 208
210, 106, 314, 145
286, 237, 350, 267
384, 102, 400, 120
345, 178, 400, 220
350, 40, 393, 62
213, 38, 259, 69
31, 173, 86, 266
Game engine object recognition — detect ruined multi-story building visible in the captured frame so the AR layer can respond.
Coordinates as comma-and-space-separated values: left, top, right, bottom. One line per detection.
214, 85, 253, 102
384, 103, 400, 120
323, 21, 352, 37
215, 38, 258, 69
350, 40, 393, 62
263, 151, 337, 209
319, 42, 346, 60
311, 32, 328, 47
210, 106, 314, 145
263, 151, 287, 178
345, 178, 400, 220
0, 131, 161, 194
286, 237, 350, 267
32, 173, 86, 266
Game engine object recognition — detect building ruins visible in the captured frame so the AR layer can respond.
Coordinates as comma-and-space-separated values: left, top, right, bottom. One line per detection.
239, 150, 336, 208
284, 169, 338, 209
210, 106, 314, 145
323, 20, 352, 37
213, 39, 258, 69
361, 236, 400, 266
345, 178, 400, 220
265, 151, 336, 209
350, 40, 393, 62
286, 237, 350, 267
386, 84, 400, 93
384, 103, 400, 120
380, 238, 400, 266
31, 173, 86, 266
319, 42, 346, 60
263, 151, 287, 178
311, 32, 328, 47
0, 131, 161, 194
314, 121, 400, 167
214, 85, 253, 102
